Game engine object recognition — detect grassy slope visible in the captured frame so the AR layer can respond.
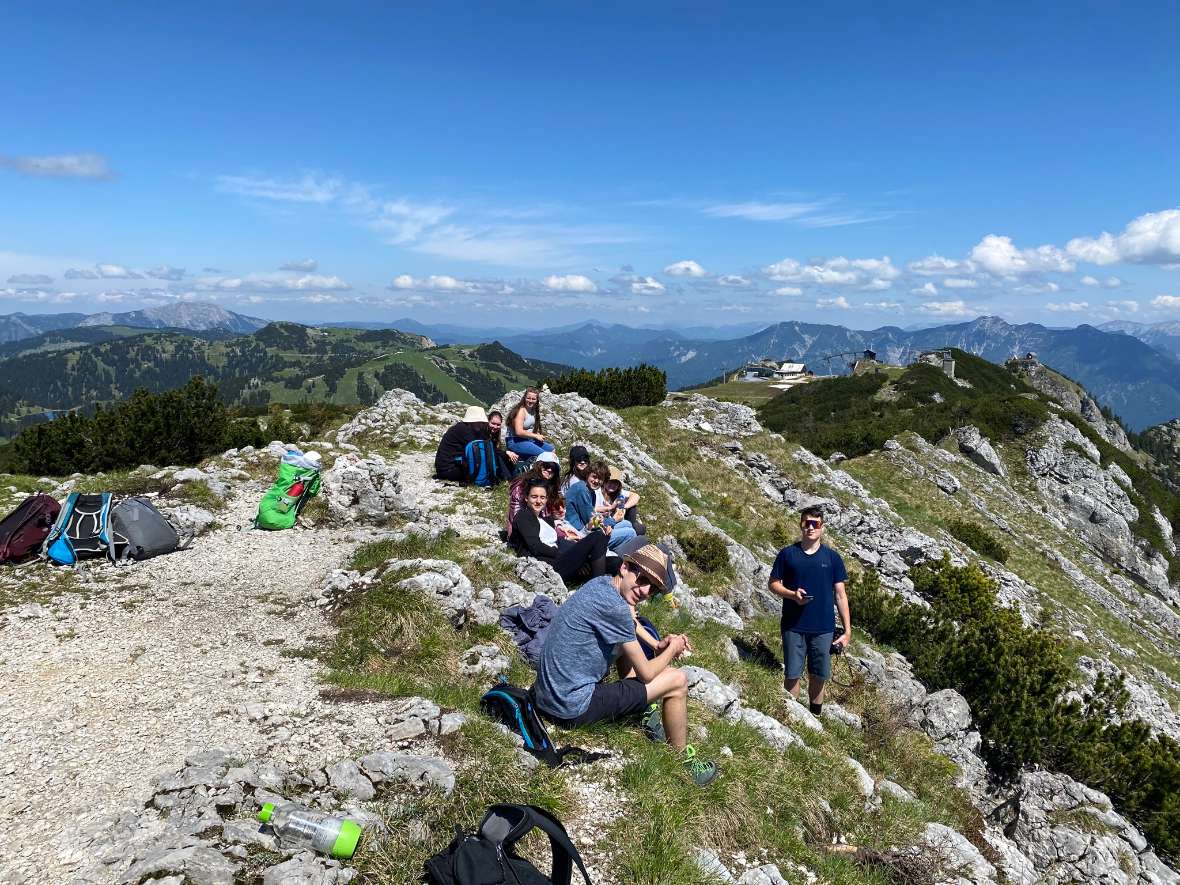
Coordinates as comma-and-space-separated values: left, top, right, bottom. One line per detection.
313, 404, 990, 884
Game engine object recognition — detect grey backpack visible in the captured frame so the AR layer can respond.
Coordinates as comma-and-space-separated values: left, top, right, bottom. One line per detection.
109, 497, 186, 562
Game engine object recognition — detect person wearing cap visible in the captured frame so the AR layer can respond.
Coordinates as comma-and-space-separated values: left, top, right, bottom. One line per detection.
506, 451, 562, 537
561, 445, 592, 493
767, 505, 850, 718
434, 405, 490, 482
532, 544, 720, 787
601, 465, 644, 536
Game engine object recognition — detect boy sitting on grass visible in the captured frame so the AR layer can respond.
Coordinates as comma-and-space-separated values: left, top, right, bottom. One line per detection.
532, 544, 719, 787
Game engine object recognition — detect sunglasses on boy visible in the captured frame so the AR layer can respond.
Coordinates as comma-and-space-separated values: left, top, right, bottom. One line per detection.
803, 518, 823, 530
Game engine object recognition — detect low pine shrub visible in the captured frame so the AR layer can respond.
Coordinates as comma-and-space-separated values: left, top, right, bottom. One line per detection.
677, 531, 731, 573
545, 364, 666, 408
944, 518, 1009, 563
854, 558, 1180, 862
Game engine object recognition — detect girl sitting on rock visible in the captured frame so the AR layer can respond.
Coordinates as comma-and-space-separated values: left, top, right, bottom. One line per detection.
505, 388, 556, 460
506, 451, 561, 537
509, 478, 608, 582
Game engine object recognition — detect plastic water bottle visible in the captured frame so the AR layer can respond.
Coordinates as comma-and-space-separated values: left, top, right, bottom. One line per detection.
257, 802, 362, 859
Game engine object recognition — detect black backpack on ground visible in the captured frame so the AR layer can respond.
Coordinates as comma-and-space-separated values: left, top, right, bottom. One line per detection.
479, 677, 604, 769
424, 803, 592, 885
109, 497, 186, 562
0, 494, 61, 564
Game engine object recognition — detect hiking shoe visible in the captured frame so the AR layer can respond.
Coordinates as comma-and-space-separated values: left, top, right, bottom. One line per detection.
682, 744, 718, 787
642, 703, 666, 743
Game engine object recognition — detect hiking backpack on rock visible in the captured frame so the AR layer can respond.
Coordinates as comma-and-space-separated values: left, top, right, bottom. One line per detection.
0, 494, 61, 564
109, 497, 184, 562
424, 803, 592, 885
462, 438, 501, 487
43, 492, 113, 566
479, 677, 602, 768
255, 457, 322, 531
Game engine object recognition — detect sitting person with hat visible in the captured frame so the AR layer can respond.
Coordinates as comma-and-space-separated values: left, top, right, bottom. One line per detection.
531, 544, 719, 787
509, 477, 609, 582
434, 405, 491, 482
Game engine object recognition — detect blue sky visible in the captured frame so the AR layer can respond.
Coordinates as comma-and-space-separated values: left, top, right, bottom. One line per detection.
2, 0, 1179, 330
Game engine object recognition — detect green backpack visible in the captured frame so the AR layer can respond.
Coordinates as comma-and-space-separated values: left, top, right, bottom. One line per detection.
255, 461, 322, 530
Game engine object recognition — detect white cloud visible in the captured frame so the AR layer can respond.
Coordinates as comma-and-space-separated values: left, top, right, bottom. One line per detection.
920, 300, 972, 317
969, 234, 1074, 275
146, 265, 185, 281
543, 274, 597, 293
774, 286, 803, 296
1105, 299, 1140, 314
1066, 209, 1180, 265
1151, 295, 1180, 309
7, 273, 53, 285
763, 255, 900, 289
816, 296, 851, 310
911, 282, 939, 296
942, 277, 978, 289
390, 274, 415, 289
630, 276, 665, 295
1080, 275, 1100, 286
907, 255, 976, 276
704, 201, 823, 221
301, 293, 347, 304
0, 152, 115, 180
196, 272, 351, 292
1078, 274, 1122, 288
0, 286, 78, 303
663, 259, 707, 277
717, 274, 751, 288
215, 172, 343, 204
280, 259, 318, 272
65, 263, 143, 280
1046, 301, 1090, 312
1103, 276, 1123, 288
863, 300, 902, 310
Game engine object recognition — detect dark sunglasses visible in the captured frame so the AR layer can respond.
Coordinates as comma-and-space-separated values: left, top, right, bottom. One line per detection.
803, 519, 823, 529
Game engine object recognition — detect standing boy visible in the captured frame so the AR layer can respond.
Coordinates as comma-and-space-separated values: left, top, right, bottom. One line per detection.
767, 506, 851, 716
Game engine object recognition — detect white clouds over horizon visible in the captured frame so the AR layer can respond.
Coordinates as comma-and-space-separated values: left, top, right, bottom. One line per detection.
1067, 209, 1180, 266
969, 234, 1074, 276
663, 259, 707, 277
0, 152, 115, 180
543, 274, 597, 293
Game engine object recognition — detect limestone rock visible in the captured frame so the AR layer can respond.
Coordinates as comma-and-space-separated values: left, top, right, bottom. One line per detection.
922, 689, 972, 741
693, 847, 736, 882
738, 865, 790, 885
358, 751, 455, 795
323, 452, 419, 525
326, 759, 376, 801
954, 425, 1007, 477
458, 644, 510, 679
262, 851, 357, 885
161, 504, 217, 538
922, 822, 998, 884
514, 557, 569, 602
119, 845, 238, 885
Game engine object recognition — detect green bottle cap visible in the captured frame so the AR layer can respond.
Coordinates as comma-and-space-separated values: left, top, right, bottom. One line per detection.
257, 803, 275, 823
331, 819, 363, 859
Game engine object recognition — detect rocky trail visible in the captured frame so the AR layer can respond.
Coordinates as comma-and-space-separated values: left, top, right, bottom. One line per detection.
0, 476, 394, 883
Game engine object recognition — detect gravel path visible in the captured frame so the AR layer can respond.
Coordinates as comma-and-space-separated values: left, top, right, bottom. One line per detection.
0, 482, 383, 884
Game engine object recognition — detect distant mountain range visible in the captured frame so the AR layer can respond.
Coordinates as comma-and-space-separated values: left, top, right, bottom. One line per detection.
0, 322, 567, 441
0, 303, 267, 343
5, 305, 1180, 430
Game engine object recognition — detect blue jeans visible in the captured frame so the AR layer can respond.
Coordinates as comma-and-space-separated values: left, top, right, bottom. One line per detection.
506, 436, 555, 458
605, 519, 637, 550
782, 629, 834, 680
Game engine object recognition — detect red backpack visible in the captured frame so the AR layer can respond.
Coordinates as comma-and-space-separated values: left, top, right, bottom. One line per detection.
0, 493, 61, 564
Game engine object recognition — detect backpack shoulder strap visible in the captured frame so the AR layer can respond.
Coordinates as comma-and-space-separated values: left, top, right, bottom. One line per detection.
507, 804, 592, 885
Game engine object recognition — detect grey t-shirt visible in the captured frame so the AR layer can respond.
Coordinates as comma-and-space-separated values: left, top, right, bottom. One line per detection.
534, 576, 635, 719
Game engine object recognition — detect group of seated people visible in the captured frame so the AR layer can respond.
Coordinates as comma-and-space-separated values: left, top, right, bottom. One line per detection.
432, 387, 719, 787
507, 445, 649, 583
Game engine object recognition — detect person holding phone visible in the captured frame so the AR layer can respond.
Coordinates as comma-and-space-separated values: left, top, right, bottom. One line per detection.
767, 506, 850, 717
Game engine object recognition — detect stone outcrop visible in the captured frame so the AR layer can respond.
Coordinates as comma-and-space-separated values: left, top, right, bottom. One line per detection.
323, 452, 419, 525
665, 393, 764, 437
953, 425, 1007, 478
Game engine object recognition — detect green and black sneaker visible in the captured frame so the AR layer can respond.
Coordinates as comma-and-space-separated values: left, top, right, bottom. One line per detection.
642, 703, 666, 743
682, 744, 718, 787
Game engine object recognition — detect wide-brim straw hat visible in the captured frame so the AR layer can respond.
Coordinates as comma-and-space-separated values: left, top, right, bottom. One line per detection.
624, 544, 670, 594
463, 406, 488, 423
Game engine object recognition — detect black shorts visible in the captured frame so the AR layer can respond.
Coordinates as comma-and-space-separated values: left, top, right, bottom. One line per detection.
545, 678, 649, 728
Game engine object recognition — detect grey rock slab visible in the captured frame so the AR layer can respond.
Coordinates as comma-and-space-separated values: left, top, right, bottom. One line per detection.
119, 845, 238, 885
326, 759, 376, 801
358, 751, 456, 795
922, 689, 972, 740
693, 847, 736, 882
262, 850, 356, 885
221, 818, 279, 850
738, 865, 790, 885
953, 425, 1007, 478
922, 822, 998, 884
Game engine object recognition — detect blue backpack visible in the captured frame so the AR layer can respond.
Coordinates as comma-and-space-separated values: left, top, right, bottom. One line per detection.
462, 438, 501, 487
43, 492, 114, 565
479, 677, 603, 768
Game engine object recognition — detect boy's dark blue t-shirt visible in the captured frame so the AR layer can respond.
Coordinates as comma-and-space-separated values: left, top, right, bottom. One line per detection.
771, 543, 848, 634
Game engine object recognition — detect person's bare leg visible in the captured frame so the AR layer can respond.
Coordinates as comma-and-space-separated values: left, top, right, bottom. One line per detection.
809, 675, 827, 705
784, 676, 801, 698
645, 668, 689, 751
616, 658, 636, 681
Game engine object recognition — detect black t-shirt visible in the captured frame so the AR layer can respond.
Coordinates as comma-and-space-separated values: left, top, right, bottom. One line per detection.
434, 422, 482, 476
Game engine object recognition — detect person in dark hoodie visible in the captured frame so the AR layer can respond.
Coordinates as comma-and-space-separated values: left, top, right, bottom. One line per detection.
510, 477, 608, 582
434, 405, 490, 481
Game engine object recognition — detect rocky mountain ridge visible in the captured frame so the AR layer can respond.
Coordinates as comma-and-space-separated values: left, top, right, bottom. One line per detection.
2, 383, 1178, 884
